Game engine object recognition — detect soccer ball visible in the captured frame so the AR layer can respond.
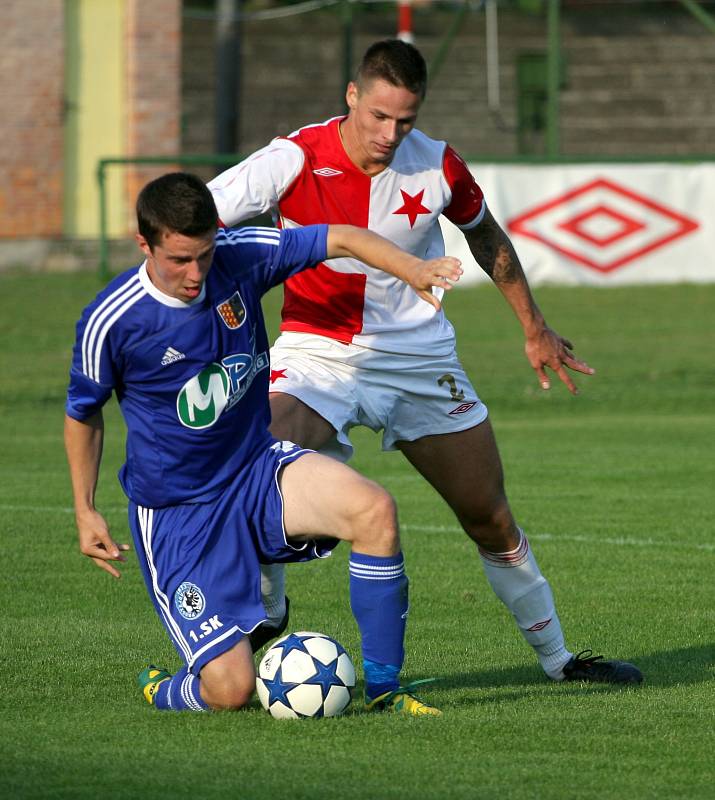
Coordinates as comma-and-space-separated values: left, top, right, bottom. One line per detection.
256, 631, 356, 719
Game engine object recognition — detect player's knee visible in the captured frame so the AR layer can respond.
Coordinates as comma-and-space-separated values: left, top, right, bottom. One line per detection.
200, 644, 256, 710
348, 483, 399, 554
459, 496, 517, 550
201, 672, 255, 710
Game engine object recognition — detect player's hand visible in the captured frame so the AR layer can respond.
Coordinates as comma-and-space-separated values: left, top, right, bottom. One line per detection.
411, 256, 462, 310
76, 509, 130, 579
525, 326, 595, 395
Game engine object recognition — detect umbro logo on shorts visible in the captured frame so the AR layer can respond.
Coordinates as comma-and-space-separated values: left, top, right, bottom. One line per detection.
161, 347, 186, 366
313, 167, 343, 177
449, 401, 477, 416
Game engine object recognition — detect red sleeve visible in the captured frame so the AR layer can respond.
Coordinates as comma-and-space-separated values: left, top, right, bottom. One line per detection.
442, 145, 485, 228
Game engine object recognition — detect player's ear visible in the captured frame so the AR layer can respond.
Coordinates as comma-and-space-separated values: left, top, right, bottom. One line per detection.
135, 233, 152, 259
346, 82, 359, 111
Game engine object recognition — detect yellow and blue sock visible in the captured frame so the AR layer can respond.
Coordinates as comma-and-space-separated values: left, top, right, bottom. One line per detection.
153, 665, 209, 712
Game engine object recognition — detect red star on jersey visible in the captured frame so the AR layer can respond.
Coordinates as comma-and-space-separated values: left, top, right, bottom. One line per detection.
270, 369, 287, 383
392, 189, 431, 228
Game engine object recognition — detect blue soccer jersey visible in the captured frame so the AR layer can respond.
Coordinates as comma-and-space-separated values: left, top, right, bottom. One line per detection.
66, 224, 328, 508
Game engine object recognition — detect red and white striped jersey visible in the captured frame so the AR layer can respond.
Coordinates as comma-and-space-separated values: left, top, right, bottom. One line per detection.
209, 116, 486, 355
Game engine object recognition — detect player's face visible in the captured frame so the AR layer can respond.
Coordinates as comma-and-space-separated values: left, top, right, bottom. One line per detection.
137, 229, 217, 302
343, 78, 422, 172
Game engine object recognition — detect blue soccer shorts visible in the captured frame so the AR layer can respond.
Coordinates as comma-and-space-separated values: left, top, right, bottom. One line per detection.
128, 440, 338, 674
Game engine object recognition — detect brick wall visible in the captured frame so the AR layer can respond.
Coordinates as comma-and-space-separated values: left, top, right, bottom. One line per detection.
0, 0, 64, 237
125, 0, 182, 208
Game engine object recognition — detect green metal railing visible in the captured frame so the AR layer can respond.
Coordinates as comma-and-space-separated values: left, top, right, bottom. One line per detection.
97, 155, 246, 281
546, 0, 561, 158
97, 152, 715, 281
678, 0, 715, 34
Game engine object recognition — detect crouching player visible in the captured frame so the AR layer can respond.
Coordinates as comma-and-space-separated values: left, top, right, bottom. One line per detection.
64, 172, 462, 715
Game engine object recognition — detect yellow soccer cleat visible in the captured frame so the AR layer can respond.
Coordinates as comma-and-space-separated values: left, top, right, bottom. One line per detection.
137, 665, 172, 705
365, 680, 442, 717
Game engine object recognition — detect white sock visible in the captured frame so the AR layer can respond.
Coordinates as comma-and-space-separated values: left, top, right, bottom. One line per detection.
260, 563, 286, 625
479, 530, 572, 680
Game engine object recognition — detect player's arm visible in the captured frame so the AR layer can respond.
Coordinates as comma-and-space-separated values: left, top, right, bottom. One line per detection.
326, 224, 462, 311
64, 411, 129, 578
463, 207, 594, 394
208, 139, 304, 226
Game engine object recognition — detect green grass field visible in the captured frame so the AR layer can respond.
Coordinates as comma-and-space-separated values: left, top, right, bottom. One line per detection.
1, 272, 713, 799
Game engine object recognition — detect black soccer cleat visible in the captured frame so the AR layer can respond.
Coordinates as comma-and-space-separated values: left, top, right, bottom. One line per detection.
248, 597, 291, 653
563, 649, 643, 685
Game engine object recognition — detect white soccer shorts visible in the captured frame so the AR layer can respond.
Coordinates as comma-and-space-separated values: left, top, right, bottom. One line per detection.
269, 332, 489, 461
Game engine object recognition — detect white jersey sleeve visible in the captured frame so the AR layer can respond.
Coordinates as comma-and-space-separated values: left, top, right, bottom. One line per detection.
208, 138, 305, 226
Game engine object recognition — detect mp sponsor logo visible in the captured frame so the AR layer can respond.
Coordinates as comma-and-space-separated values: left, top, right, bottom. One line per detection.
177, 362, 230, 429
176, 345, 269, 429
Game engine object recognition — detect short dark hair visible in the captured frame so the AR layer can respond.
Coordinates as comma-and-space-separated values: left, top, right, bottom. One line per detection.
136, 172, 219, 249
356, 39, 427, 99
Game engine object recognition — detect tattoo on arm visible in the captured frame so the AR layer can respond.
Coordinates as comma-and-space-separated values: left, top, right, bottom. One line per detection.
467, 213, 524, 285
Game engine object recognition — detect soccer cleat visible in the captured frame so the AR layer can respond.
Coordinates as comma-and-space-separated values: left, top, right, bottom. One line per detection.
365, 679, 442, 717
138, 665, 172, 705
248, 596, 291, 653
562, 650, 643, 685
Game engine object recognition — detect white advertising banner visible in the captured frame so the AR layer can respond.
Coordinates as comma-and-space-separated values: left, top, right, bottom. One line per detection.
441, 163, 715, 286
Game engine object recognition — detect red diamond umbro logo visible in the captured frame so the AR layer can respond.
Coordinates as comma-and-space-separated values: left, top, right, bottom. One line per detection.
507, 177, 699, 274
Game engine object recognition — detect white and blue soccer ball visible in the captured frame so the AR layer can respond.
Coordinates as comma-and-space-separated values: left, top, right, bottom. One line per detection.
256, 631, 356, 719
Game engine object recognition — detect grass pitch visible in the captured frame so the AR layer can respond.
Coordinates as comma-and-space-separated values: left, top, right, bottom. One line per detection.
1, 272, 713, 799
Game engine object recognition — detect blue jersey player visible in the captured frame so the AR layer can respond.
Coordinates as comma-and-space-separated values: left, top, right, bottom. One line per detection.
64, 172, 462, 715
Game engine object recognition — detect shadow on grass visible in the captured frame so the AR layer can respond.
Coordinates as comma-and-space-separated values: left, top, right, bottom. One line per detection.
624, 643, 715, 687
434, 643, 714, 701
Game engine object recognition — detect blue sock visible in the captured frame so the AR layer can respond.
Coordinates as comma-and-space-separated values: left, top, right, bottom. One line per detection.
349, 551, 408, 700
363, 659, 400, 701
154, 665, 209, 712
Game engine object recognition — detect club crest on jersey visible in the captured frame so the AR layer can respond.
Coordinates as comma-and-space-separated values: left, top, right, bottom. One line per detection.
393, 188, 431, 228
175, 582, 205, 620
216, 291, 247, 330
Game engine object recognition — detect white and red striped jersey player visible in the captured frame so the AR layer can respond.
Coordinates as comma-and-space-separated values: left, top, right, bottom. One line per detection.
209, 116, 485, 357
205, 43, 635, 690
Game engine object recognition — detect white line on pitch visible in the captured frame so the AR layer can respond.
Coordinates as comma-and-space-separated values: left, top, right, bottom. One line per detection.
3, 505, 713, 553
0, 504, 127, 514
401, 524, 715, 553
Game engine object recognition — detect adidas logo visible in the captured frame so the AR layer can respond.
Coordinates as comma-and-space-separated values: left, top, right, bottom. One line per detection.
313, 167, 342, 177
161, 347, 186, 366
